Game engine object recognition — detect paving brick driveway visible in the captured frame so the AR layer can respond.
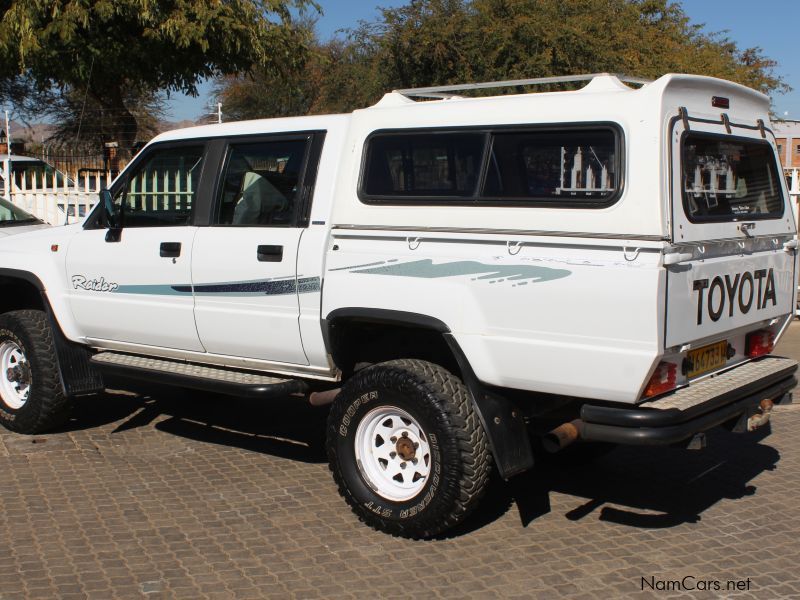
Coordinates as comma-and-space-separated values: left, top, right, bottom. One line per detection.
2, 326, 800, 599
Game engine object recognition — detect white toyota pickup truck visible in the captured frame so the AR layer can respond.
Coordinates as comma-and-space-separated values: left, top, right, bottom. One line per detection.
0, 73, 796, 538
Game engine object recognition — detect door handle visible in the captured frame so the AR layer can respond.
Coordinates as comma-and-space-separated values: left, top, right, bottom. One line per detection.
257, 245, 283, 262
160, 242, 182, 258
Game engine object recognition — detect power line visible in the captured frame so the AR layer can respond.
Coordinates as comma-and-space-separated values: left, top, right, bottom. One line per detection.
74, 55, 95, 143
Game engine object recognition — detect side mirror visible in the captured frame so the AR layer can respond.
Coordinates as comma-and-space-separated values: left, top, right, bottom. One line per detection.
99, 189, 122, 242
100, 189, 116, 227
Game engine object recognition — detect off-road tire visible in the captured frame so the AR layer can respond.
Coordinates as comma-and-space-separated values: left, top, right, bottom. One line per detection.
0, 310, 71, 434
327, 359, 491, 538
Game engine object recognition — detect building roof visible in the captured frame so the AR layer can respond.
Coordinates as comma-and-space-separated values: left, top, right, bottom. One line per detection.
0, 154, 44, 163
773, 120, 800, 136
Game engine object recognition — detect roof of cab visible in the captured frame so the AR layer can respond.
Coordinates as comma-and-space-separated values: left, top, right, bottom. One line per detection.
152, 113, 351, 144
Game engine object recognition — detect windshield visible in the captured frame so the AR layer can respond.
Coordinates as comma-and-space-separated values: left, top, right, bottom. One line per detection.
681, 133, 784, 222
0, 197, 38, 225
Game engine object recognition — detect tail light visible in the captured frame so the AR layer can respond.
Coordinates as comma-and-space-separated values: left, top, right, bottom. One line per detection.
746, 330, 774, 358
643, 361, 677, 398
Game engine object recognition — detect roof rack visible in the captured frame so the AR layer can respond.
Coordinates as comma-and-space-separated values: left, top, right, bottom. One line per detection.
393, 73, 652, 99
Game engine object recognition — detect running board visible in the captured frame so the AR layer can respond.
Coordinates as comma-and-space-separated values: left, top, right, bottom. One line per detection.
90, 351, 308, 398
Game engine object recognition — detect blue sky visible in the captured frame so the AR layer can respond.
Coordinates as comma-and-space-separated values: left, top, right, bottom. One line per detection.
167, 0, 800, 121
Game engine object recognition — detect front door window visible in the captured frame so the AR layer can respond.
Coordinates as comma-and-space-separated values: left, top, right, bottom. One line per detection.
115, 146, 205, 227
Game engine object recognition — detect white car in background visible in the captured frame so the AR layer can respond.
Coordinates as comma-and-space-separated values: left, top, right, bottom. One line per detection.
1, 154, 91, 223
0, 197, 48, 237
0, 154, 74, 191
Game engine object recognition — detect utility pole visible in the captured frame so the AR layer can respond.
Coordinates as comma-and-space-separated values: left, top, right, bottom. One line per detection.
206, 100, 222, 124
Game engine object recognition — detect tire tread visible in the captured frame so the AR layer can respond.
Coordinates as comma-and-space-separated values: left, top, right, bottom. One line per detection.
0, 310, 71, 434
327, 358, 491, 538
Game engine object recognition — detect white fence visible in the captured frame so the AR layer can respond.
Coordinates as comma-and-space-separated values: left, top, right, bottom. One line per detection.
788, 168, 800, 201
3, 169, 113, 226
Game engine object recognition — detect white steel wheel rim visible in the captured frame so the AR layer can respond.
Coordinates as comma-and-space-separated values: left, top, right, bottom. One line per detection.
0, 341, 31, 410
354, 406, 432, 502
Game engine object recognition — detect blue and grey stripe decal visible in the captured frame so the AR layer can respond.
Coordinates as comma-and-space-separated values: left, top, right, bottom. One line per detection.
114, 276, 321, 297
343, 259, 571, 286
97, 257, 567, 299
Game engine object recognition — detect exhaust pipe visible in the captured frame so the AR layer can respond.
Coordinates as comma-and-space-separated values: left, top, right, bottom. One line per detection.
542, 419, 584, 453
308, 388, 341, 407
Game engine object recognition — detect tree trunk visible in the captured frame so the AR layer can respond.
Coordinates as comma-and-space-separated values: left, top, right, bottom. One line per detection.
91, 85, 139, 154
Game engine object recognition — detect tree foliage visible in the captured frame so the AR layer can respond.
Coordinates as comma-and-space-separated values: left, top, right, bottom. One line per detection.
44, 86, 167, 150
217, 34, 377, 120
219, 0, 788, 120
0, 0, 317, 150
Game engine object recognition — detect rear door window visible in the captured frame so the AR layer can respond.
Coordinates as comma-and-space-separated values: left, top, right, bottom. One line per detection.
215, 138, 310, 227
681, 133, 784, 222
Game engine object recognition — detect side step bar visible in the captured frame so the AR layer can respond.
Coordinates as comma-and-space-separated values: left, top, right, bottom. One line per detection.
91, 352, 309, 399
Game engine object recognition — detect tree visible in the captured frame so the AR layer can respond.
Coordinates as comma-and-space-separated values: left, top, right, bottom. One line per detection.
366, 0, 788, 96
0, 0, 318, 151
216, 35, 378, 120
214, 18, 321, 121
216, 0, 789, 120
467, 0, 787, 95
44, 86, 167, 150
0, 75, 55, 122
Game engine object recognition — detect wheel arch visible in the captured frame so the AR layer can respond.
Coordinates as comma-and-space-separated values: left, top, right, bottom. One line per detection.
0, 269, 103, 397
323, 308, 534, 478
0, 269, 46, 314
324, 308, 454, 376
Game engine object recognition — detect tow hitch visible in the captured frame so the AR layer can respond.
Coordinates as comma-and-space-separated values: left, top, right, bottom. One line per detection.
746, 398, 774, 432
731, 392, 793, 434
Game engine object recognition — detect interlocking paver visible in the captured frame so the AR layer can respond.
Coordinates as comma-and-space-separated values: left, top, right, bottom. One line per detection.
2, 333, 800, 599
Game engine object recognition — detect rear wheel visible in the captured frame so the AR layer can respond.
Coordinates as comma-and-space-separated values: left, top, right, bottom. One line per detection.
327, 359, 491, 538
0, 310, 71, 434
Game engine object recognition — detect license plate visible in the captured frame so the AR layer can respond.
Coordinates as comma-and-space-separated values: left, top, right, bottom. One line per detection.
686, 340, 728, 378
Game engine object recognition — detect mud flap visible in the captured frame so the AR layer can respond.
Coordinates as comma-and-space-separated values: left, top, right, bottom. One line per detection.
43, 295, 105, 396
444, 334, 534, 479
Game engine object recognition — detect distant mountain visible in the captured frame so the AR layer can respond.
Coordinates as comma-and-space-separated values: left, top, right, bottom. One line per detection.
158, 119, 201, 132
5, 120, 54, 145
6, 118, 204, 149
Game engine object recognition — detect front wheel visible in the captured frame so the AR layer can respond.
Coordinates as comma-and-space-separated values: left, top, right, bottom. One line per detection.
326, 359, 491, 538
0, 310, 71, 433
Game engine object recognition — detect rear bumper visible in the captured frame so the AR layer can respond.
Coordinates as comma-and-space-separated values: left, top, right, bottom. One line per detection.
579, 356, 797, 446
